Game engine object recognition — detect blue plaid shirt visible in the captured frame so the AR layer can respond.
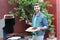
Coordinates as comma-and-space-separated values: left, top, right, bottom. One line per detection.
32, 12, 48, 36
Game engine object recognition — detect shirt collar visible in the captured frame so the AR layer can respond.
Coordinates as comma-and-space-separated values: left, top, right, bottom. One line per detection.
34, 12, 42, 17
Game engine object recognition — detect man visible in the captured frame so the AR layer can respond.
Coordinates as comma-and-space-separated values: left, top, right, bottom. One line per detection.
26, 3, 48, 40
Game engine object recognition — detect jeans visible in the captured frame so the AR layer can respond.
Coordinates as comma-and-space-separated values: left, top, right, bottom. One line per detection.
32, 35, 44, 40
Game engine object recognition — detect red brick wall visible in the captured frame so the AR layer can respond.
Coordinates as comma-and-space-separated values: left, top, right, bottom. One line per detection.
0, 0, 27, 34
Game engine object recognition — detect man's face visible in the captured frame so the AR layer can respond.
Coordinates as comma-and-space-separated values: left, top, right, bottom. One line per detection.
34, 5, 40, 12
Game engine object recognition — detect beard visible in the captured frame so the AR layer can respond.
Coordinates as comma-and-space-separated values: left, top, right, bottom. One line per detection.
35, 9, 40, 13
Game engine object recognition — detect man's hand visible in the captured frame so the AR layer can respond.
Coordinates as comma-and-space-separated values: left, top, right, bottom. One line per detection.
25, 19, 29, 24
25, 19, 32, 25
35, 27, 41, 31
31, 27, 41, 31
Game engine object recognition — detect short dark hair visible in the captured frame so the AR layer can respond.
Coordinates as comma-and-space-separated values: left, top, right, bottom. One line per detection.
34, 3, 39, 6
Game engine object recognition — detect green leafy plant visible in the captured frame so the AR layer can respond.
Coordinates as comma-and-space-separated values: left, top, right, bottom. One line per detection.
8, 0, 39, 21
8, 0, 55, 32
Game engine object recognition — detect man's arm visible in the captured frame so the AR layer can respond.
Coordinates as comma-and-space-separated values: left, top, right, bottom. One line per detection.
36, 16, 48, 31
39, 26, 48, 30
42, 16, 48, 30
35, 26, 47, 31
